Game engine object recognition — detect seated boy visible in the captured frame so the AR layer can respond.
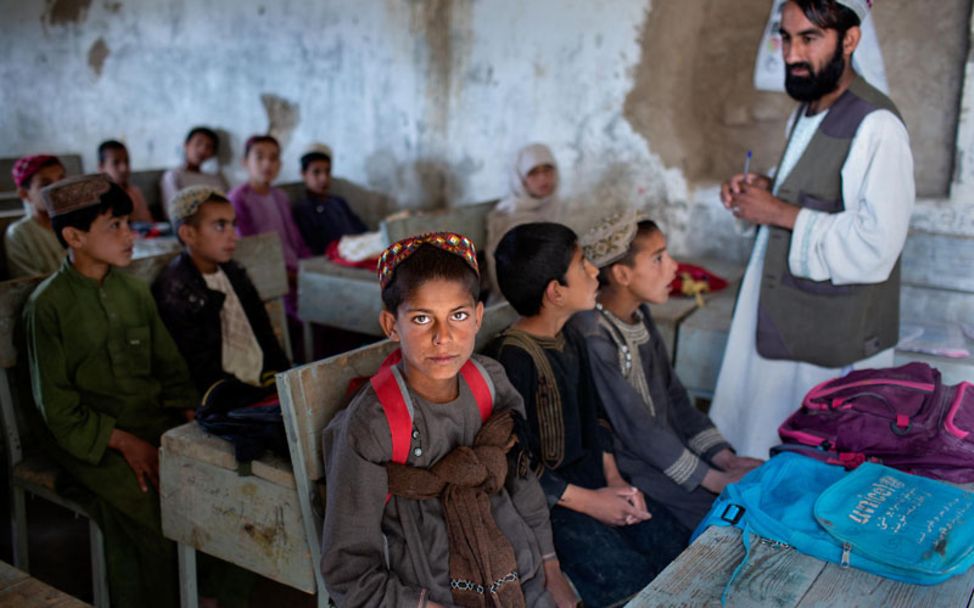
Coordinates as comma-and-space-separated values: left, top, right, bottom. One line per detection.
152, 185, 290, 395
159, 126, 229, 215
571, 212, 762, 530
23, 174, 196, 607
291, 144, 369, 256
321, 232, 577, 607
5, 154, 66, 277
489, 222, 689, 608
98, 139, 153, 222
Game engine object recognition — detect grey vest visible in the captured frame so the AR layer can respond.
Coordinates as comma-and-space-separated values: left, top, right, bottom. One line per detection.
757, 76, 905, 368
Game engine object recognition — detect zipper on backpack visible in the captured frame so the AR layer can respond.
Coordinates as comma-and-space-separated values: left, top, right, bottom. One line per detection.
841, 542, 852, 568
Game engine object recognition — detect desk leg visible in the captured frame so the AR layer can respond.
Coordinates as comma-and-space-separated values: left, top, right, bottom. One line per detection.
89, 520, 109, 608
177, 542, 199, 608
303, 321, 314, 363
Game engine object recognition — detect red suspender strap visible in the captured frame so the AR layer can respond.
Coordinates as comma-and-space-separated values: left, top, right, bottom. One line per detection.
460, 359, 493, 423
372, 352, 495, 502
371, 349, 412, 466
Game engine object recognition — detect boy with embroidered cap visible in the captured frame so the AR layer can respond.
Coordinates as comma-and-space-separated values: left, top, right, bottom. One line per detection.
571, 211, 762, 530
4, 154, 66, 277
321, 232, 577, 607
488, 221, 690, 608
152, 185, 290, 395
292, 143, 369, 256
22, 174, 196, 607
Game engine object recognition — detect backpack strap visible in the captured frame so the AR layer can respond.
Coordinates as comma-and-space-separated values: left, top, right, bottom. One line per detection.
371, 349, 414, 466
460, 357, 494, 424
371, 350, 495, 501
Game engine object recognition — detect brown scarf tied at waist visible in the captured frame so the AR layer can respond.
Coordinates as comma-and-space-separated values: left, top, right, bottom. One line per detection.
386, 410, 528, 608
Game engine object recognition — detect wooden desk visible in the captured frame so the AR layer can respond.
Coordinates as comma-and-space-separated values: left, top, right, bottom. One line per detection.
626, 526, 974, 607
0, 560, 90, 607
660, 256, 744, 367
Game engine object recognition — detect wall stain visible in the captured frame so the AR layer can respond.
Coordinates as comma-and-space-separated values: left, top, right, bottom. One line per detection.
623, 0, 791, 183
403, 0, 474, 207
42, 0, 93, 27
104, 1, 122, 14
260, 93, 301, 151
87, 37, 110, 77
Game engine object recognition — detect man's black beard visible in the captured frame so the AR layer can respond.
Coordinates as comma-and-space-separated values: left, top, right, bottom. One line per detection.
784, 39, 846, 103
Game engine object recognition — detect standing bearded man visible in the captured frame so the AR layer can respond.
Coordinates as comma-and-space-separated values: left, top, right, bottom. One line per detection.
709, 0, 915, 458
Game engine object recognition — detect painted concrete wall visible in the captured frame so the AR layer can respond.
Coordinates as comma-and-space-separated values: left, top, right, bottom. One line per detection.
1, 0, 971, 261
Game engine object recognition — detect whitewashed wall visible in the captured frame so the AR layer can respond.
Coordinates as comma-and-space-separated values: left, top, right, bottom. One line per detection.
2, 0, 971, 263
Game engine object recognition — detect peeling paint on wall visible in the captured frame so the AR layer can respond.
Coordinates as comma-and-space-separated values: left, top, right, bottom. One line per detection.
87, 37, 110, 77
260, 94, 300, 151
42, 0, 93, 27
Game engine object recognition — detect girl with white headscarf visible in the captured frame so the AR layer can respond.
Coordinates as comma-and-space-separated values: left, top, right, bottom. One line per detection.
486, 143, 563, 297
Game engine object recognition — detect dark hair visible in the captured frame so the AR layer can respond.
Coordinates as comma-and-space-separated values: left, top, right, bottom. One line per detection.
244, 135, 280, 158
494, 222, 578, 317
51, 182, 134, 248
97, 140, 127, 165
597, 220, 661, 287
381, 244, 481, 313
184, 126, 220, 153
300, 151, 331, 173
791, 0, 861, 34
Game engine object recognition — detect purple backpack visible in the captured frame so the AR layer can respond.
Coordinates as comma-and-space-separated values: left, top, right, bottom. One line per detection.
775, 362, 974, 483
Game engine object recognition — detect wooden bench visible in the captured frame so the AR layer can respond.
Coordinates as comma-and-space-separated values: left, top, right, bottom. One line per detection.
297, 199, 499, 361
652, 256, 745, 362
0, 560, 90, 607
673, 231, 974, 402
128, 168, 166, 219
278, 177, 395, 231
275, 301, 518, 606
894, 231, 974, 384
0, 233, 290, 608
626, 525, 974, 607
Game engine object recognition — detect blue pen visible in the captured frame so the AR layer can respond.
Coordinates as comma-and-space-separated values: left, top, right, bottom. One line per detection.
743, 149, 752, 178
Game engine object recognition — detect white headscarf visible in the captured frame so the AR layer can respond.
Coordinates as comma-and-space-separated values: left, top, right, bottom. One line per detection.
498, 143, 560, 213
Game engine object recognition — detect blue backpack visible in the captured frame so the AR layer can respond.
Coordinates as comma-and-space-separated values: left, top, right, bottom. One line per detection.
694, 453, 974, 603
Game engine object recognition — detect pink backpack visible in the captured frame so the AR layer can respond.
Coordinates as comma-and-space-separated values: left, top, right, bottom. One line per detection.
775, 362, 974, 483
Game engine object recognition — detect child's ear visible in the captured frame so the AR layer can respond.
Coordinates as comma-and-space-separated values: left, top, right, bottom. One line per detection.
177, 223, 194, 245
16, 187, 29, 202
610, 263, 631, 287
379, 309, 400, 342
543, 279, 562, 307
473, 301, 485, 330
62, 226, 85, 249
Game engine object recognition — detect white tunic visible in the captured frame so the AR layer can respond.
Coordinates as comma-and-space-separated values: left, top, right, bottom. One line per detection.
709, 106, 915, 459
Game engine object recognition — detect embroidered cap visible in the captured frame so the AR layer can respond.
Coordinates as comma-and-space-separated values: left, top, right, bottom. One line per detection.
168, 185, 227, 223
836, 0, 872, 22
377, 232, 479, 290
12, 154, 61, 189
40, 173, 112, 217
580, 209, 643, 268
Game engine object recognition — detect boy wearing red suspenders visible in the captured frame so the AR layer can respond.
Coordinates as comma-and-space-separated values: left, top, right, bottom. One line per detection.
320, 233, 577, 608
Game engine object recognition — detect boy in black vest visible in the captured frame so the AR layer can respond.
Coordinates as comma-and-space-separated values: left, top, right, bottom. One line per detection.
712, 0, 914, 458
489, 222, 689, 607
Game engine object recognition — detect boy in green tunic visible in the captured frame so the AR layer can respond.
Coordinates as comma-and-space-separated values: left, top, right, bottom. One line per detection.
23, 174, 196, 607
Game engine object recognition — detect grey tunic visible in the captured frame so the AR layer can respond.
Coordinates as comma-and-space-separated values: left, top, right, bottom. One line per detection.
571, 306, 732, 529
321, 354, 556, 608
